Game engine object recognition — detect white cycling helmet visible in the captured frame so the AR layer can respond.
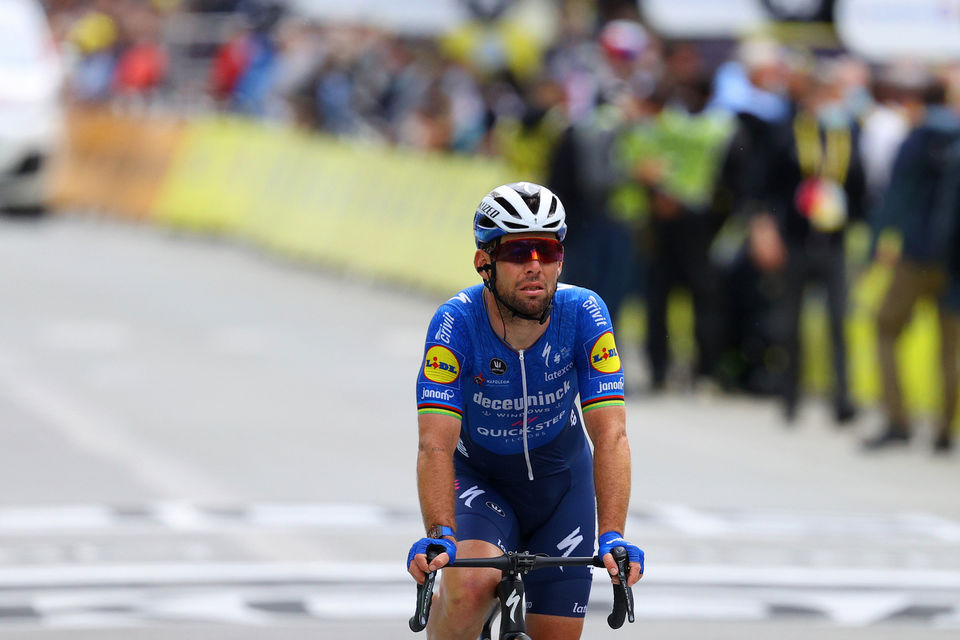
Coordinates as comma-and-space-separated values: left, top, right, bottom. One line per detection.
473, 182, 567, 249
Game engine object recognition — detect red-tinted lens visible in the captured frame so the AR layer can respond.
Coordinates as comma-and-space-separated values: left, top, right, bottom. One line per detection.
491, 239, 564, 264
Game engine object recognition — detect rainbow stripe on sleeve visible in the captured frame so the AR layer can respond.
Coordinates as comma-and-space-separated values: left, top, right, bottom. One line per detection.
417, 403, 464, 420
580, 395, 625, 413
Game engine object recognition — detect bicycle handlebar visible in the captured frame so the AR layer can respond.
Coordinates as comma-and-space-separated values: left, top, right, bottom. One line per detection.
409, 546, 635, 633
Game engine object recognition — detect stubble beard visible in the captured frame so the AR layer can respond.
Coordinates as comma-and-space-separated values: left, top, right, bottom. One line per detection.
495, 276, 558, 319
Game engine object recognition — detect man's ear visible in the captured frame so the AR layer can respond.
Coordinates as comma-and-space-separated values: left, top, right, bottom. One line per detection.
474, 250, 492, 281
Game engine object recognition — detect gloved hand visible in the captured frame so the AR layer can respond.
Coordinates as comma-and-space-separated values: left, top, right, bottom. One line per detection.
406, 536, 457, 584
598, 530, 644, 587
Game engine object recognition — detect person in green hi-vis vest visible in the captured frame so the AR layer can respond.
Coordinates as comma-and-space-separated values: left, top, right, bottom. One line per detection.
613, 83, 735, 390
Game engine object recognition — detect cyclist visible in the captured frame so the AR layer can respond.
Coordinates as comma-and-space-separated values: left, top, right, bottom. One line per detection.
408, 182, 643, 639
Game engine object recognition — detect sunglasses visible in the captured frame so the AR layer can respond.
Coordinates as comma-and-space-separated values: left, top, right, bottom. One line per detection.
489, 238, 564, 264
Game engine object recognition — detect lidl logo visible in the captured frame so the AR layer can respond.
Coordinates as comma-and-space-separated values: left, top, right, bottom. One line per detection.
589, 332, 621, 374
424, 346, 460, 384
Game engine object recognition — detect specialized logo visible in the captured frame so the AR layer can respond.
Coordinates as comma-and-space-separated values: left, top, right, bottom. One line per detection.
424, 346, 460, 384
506, 589, 522, 622
489, 358, 507, 375
557, 526, 584, 566
486, 501, 506, 517
589, 332, 621, 374
459, 485, 485, 508
479, 201, 500, 219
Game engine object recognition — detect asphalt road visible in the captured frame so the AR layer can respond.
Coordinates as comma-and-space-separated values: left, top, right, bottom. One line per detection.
0, 213, 957, 638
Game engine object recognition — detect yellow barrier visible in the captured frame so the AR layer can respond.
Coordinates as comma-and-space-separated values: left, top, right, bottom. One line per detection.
154, 116, 513, 293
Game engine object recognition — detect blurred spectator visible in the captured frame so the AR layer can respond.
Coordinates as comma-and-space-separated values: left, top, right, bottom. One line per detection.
618, 78, 734, 390
860, 62, 928, 215
113, 4, 168, 97
767, 60, 866, 424
209, 21, 252, 103
709, 39, 792, 395
547, 19, 650, 330
865, 79, 960, 452
65, 1, 119, 101
492, 75, 567, 182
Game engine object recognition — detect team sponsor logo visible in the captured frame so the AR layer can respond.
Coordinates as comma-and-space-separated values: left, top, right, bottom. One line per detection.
475, 411, 569, 438
589, 332, 621, 374
474, 374, 486, 385
478, 201, 500, 219
582, 295, 608, 328
424, 346, 460, 384
506, 589, 521, 622
459, 485, 485, 508
486, 501, 505, 517
472, 381, 571, 410
572, 602, 588, 614
557, 526, 584, 558
420, 388, 456, 401
489, 358, 507, 375
433, 311, 455, 344
598, 379, 624, 393
545, 360, 574, 382
449, 291, 472, 305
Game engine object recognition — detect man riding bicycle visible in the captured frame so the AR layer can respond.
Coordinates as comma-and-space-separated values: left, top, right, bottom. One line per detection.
408, 182, 644, 639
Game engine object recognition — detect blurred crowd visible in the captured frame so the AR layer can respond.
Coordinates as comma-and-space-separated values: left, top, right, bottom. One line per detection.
43, 0, 960, 451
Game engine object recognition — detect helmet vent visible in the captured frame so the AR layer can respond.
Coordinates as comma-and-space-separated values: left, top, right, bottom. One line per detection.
501, 220, 527, 230
494, 196, 523, 219
548, 196, 558, 215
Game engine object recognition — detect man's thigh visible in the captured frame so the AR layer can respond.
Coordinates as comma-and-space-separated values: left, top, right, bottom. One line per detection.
454, 474, 520, 553
522, 468, 596, 618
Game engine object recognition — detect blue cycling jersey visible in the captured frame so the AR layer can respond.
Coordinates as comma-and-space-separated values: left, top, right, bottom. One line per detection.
416, 283, 625, 482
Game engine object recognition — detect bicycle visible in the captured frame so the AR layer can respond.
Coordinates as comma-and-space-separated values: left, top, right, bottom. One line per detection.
410, 545, 635, 640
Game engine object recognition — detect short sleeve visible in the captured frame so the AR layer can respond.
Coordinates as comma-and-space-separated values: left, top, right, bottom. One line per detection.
574, 292, 626, 412
416, 305, 470, 421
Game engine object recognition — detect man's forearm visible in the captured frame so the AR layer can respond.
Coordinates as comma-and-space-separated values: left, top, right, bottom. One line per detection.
416, 443, 458, 534
594, 429, 632, 535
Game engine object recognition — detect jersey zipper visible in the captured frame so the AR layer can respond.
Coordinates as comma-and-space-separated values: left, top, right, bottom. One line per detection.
518, 349, 534, 481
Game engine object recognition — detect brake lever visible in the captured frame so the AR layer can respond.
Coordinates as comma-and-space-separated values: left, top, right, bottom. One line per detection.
606, 546, 635, 629
409, 545, 444, 632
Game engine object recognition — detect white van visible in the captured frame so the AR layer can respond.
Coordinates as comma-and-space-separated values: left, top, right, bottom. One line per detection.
0, 0, 63, 211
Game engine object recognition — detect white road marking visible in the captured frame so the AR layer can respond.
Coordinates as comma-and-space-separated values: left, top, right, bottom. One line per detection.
800, 593, 912, 627
0, 562, 957, 592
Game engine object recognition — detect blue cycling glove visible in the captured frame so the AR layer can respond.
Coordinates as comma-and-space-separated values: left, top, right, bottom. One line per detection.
598, 530, 644, 574
406, 534, 457, 570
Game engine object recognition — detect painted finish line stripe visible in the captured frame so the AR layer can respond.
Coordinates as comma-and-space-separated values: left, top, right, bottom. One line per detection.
0, 503, 958, 543
1, 563, 960, 591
